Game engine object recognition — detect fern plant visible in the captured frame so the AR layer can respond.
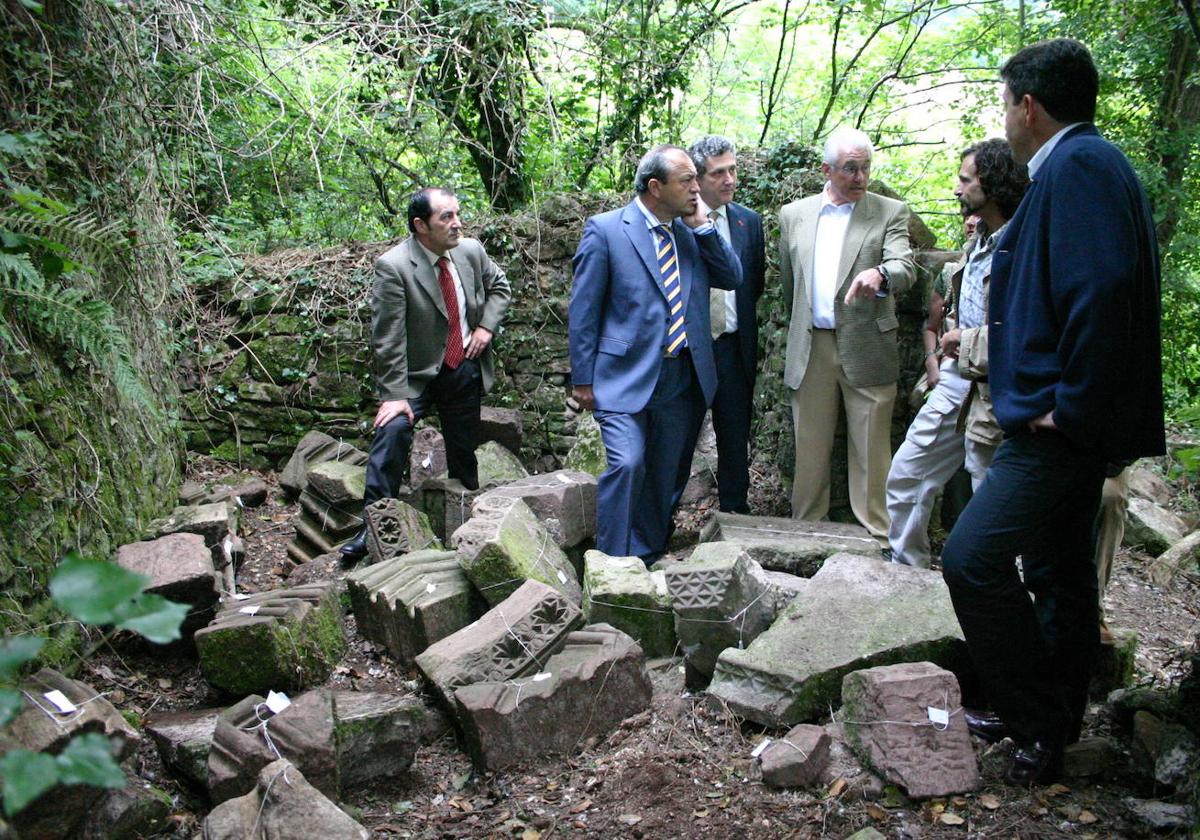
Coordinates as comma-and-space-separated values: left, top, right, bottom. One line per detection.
0, 202, 152, 409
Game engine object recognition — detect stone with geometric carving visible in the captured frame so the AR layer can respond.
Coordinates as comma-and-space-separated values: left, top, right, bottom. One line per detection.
279, 431, 367, 500
471, 470, 598, 549
195, 584, 346, 696
207, 689, 338, 805
664, 543, 775, 687
363, 497, 441, 566
346, 548, 485, 661
453, 495, 582, 606
414, 579, 583, 710
840, 662, 979, 797
707, 554, 968, 728
454, 623, 652, 770
699, 512, 881, 577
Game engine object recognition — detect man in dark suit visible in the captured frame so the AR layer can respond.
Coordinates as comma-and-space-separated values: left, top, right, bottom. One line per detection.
569, 145, 742, 564
678, 136, 766, 514
941, 39, 1164, 785
340, 187, 511, 560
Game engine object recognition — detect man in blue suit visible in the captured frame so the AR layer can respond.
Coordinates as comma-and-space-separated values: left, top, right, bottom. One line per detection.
569, 145, 743, 563
678, 136, 766, 514
942, 39, 1164, 786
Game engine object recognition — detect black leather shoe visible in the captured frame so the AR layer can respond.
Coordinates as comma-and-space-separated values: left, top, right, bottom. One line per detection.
339, 527, 369, 562
964, 709, 1009, 743
1005, 740, 1063, 787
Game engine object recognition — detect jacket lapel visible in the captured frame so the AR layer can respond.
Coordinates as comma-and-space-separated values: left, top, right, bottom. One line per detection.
408, 239, 449, 319
670, 218, 692, 312
623, 202, 669, 302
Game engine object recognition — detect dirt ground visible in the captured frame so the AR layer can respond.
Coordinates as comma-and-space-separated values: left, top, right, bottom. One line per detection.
82, 454, 1200, 839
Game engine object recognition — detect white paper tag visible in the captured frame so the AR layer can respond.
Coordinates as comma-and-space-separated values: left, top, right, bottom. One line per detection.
557, 570, 568, 584
422, 455, 433, 469
232, 592, 250, 600
265, 691, 292, 714
556, 473, 573, 484
927, 706, 950, 727
532, 672, 552, 682
43, 690, 77, 714
425, 582, 437, 594
239, 605, 260, 616
223, 536, 234, 558
751, 738, 772, 758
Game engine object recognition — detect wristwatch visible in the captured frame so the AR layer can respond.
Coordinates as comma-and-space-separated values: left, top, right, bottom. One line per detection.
876, 264, 891, 293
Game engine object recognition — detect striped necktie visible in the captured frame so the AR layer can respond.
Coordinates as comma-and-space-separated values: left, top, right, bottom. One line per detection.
654, 224, 687, 356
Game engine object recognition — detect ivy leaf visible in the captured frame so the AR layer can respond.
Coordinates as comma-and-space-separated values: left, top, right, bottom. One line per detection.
0, 636, 43, 681
0, 689, 25, 728
0, 749, 58, 816
111, 595, 189, 644
54, 733, 125, 788
49, 553, 148, 625
17, 0, 44, 11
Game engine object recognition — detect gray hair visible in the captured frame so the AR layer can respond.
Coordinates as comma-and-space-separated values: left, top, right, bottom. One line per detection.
822, 126, 874, 166
687, 135, 736, 177
634, 144, 686, 194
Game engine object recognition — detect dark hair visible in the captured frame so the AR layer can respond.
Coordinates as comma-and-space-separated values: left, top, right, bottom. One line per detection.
687, 135, 735, 177
962, 139, 1029, 220
1000, 38, 1098, 124
407, 187, 455, 233
634, 145, 686, 194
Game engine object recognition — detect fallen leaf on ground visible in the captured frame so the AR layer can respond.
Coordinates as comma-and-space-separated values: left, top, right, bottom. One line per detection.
617, 814, 642, 825
569, 799, 592, 814
827, 778, 848, 798
979, 793, 1001, 810
1044, 783, 1071, 796
521, 830, 541, 840
865, 803, 888, 821
939, 812, 966, 825
1079, 810, 1098, 824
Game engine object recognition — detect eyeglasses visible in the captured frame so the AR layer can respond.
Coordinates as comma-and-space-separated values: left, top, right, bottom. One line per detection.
833, 163, 871, 177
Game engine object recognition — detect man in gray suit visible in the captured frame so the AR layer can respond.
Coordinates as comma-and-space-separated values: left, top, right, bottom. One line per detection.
779, 126, 915, 544
341, 187, 511, 560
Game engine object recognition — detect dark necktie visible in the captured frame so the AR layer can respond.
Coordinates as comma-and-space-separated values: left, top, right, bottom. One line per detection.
436, 257, 465, 369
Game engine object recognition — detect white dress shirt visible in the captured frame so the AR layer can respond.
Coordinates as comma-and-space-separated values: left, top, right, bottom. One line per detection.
811, 184, 855, 329
709, 205, 738, 334
418, 239, 470, 346
1027, 122, 1086, 179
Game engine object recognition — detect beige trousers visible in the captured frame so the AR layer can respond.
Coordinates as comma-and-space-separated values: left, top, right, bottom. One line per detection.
1095, 468, 1130, 620
790, 329, 896, 541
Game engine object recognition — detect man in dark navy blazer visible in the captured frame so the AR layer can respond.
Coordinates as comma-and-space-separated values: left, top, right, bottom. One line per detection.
678, 136, 766, 513
941, 38, 1164, 786
569, 145, 742, 564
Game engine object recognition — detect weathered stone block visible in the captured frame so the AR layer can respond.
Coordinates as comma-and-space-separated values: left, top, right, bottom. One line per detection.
77, 779, 172, 840
563, 412, 606, 476
115, 532, 219, 636
298, 487, 362, 535
1131, 710, 1199, 786
699, 513, 881, 576
347, 548, 484, 661
1124, 497, 1187, 557
1148, 530, 1200, 586
664, 543, 775, 687
582, 551, 675, 658
307, 460, 366, 507
417, 478, 485, 542
472, 470, 598, 549
480, 406, 524, 456
4, 668, 139, 759
840, 662, 979, 797
208, 690, 337, 804
280, 431, 367, 500
1128, 465, 1171, 505
150, 502, 239, 548
763, 570, 809, 617
195, 584, 346, 696
1064, 736, 1119, 778
759, 724, 831, 788
707, 554, 969, 728
411, 426, 448, 486
331, 691, 434, 785
364, 497, 441, 566
415, 579, 583, 709
454, 624, 651, 770
453, 495, 582, 606
476, 440, 530, 487
145, 707, 222, 787
181, 476, 270, 508
203, 759, 368, 840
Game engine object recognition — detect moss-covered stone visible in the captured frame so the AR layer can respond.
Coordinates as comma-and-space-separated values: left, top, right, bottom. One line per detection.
564, 413, 607, 476
582, 551, 675, 657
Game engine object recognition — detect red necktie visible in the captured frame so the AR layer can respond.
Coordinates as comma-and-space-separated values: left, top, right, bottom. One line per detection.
436, 257, 465, 369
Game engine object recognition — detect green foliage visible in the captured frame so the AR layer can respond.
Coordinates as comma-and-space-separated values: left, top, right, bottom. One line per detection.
0, 553, 186, 817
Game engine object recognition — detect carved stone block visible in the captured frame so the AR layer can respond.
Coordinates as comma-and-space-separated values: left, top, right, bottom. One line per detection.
415, 579, 583, 710
346, 548, 484, 661
455, 624, 652, 770
471, 470, 598, 549
279, 431, 366, 500
416, 478, 485, 542
363, 497, 441, 566
582, 551, 675, 658
759, 724, 832, 788
699, 512, 881, 577
195, 584, 346, 696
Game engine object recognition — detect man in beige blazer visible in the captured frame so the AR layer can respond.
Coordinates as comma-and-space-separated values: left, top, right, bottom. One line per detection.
341, 187, 511, 560
779, 126, 914, 544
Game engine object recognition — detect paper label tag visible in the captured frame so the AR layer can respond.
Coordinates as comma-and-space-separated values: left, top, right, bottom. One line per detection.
232, 593, 250, 600
557, 570, 568, 584
239, 605, 260, 616
223, 536, 234, 557
43, 690, 77, 714
532, 672, 552, 682
927, 706, 950, 727
556, 473, 573, 484
751, 738, 772, 758
265, 691, 292, 714
422, 455, 433, 469
425, 583, 437, 594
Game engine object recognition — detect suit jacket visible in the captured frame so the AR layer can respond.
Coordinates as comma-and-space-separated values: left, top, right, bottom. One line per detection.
779, 189, 915, 388
371, 236, 511, 401
989, 124, 1164, 461
568, 201, 743, 414
722, 201, 766, 378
